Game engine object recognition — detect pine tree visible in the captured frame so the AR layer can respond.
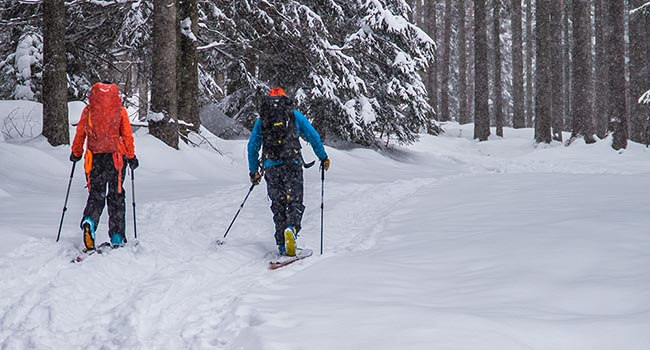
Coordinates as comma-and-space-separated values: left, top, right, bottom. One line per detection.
1, 1, 156, 102
65, 2, 139, 98
474, 0, 490, 141
42, 0, 69, 146
524, 0, 534, 128
204, 0, 437, 146
549, 0, 563, 141
511, 0, 525, 128
593, 0, 608, 138
467, 2, 475, 120
350, 0, 438, 144
439, 0, 452, 121
3, 0, 439, 147
604, 0, 627, 150
562, 0, 572, 132
629, 0, 650, 143
177, 0, 200, 132
569, 0, 595, 143
115, 1, 153, 120
425, 0, 439, 116
206, 1, 374, 142
458, 0, 469, 125
534, 0, 551, 143
150, 0, 179, 148
493, 0, 503, 137
5, 32, 42, 101
0, 2, 42, 101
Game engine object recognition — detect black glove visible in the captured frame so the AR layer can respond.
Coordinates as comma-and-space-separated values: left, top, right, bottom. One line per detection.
320, 158, 330, 171
250, 171, 262, 185
127, 156, 139, 170
70, 153, 82, 162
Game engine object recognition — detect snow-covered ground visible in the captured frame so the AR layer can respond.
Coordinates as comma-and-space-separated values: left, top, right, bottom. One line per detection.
1, 100, 649, 349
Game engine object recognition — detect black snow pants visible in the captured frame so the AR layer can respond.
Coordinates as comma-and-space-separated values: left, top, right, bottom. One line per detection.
82, 153, 126, 240
264, 162, 304, 246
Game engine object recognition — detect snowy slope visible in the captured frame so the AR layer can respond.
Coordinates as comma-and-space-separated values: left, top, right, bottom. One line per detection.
1, 102, 649, 349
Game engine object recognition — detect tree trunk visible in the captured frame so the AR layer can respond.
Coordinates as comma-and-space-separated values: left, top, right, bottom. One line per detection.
439, 0, 452, 121
474, 0, 490, 141
458, 0, 469, 124
604, 1, 628, 150
512, 0, 525, 129
136, 49, 151, 123
562, 0, 572, 132
177, 0, 200, 132
426, 0, 438, 116
493, 0, 503, 136
629, 0, 650, 143
467, 2, 475, 119
411, 0, 419, 23
569, 0, 595, 142
42, 0, 69, 146
593, 0, 608, 138
150, 0, 179, 149
534, 0, 551, 143
137, 61, 149, 122
525, 0, 534, 128
550, 0, 563, 141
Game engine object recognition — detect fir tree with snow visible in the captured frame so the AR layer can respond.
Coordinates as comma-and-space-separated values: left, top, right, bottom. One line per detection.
6, 32, 42, 101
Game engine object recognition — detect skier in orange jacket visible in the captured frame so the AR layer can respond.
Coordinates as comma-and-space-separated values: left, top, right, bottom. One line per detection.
70, 81, 138, 250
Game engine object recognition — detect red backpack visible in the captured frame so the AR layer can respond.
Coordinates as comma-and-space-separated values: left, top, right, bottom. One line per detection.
71, 82, 135, 192
84, 83, 124, 154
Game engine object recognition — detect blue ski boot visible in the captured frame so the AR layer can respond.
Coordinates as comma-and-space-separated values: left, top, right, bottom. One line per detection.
278, 244, 287, 256
81, 217, 96, 251
110, 233, 125, 248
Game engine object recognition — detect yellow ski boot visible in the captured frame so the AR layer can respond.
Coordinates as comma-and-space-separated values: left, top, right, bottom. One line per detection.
81, 217, 96, 251
284, 226, 297, 257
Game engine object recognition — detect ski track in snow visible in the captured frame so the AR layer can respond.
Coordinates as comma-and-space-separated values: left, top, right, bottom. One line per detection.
0, 176, 439, 349
1, 120, 650, 349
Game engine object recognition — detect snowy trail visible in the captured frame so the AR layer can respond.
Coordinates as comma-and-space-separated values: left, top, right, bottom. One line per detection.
1, 122, 650, 349
233, 172, 650, 350
0, 171, 439, 349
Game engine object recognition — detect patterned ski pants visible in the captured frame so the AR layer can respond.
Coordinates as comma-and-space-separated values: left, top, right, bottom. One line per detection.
81, 153, 126, 240
264, 163, 304, 246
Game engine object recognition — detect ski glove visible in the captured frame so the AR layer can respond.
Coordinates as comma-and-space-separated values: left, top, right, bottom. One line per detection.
127, 156, 139, 170
250, 171, 262, 185
320, 158, 330, 171
70, 153, 82, 162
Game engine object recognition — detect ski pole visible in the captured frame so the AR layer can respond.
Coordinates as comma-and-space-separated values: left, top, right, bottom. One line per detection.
56, 162, 76, 242
131, 167, 137, 239
218, 183, 256, 245
320, 164, 325, 255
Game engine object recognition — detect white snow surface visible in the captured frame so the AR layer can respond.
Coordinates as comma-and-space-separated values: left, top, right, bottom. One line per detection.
0, 100, 43, 142
1, 103, 650, 349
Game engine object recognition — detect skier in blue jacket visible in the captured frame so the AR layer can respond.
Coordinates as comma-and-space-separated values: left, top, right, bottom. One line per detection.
248, 87, 330, 256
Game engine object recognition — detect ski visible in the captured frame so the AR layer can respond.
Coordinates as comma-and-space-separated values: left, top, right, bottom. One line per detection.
70, 242, 112, 263
269, 248, 313, 270
72, 239, 141, 263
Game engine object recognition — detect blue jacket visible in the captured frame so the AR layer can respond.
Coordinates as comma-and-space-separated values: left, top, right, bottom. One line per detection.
248, 110, 328, 173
